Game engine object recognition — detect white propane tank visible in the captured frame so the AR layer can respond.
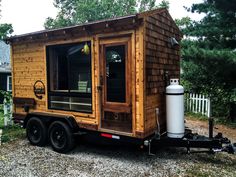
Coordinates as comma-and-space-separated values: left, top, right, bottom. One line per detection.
166, 78, 184, 138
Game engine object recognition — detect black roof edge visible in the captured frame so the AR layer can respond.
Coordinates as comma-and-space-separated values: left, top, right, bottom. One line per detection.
5, 8, 178, 43
5, 14, 138, 43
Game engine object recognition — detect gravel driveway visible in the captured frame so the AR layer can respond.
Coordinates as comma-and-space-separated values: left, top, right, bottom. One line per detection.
0, 120, 236, 177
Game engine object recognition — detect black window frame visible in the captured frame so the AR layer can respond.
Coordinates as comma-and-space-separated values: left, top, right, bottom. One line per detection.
46, 41, 93, 113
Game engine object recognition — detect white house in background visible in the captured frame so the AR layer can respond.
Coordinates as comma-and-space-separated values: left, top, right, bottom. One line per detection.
0, 40, 11, 103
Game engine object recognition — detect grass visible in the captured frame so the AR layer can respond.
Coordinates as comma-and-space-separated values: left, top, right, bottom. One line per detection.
0, 110, 25, 143
186, 112, 236, 129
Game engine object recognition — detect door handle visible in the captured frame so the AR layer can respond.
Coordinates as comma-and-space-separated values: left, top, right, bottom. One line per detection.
97, 86, 102, 91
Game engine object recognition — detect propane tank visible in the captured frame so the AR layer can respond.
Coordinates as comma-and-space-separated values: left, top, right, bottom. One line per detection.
166, 78, 184, 138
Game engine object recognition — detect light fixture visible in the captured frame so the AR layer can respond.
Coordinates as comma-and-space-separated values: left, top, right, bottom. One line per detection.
170, 37, 179, 47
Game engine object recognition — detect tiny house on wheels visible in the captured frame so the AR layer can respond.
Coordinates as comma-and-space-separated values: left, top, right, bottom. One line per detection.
7, 9, 182, 153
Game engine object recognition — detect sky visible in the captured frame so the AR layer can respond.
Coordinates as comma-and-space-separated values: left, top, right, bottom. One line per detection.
0, 0, 204, 35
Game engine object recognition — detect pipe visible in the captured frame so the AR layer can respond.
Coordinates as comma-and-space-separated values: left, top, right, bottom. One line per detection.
209, 117, 214, 139
208, 98, 213, 139
155, 108, 160, 138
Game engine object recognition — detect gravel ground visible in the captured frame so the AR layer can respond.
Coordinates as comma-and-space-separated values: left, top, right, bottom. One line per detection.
0, 120, 236, 177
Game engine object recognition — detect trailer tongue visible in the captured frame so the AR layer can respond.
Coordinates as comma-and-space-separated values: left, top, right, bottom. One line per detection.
145, 130, 236, 155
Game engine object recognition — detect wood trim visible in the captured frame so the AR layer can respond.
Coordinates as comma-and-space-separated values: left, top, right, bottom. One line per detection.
91, 37, 96, 119
46, 108, 95, 119
97, 30, 134, 39
95, 35, 101, 128
137, 23, 145, 133
142, 17, 147, 133
44, 38, 96, 119
45, 36, 93, 47
99, 36, 131, 45
99, 43, 105, 124
13, 97, 35, 107
101, 40, 132, 111
103, 103, 131, 113
131, 31, 136, 135
44, 45, 48, 112
99, 128, 134, 137
98, 34, 133, 133
78, 122, 98, 131
8, 17, 138, 44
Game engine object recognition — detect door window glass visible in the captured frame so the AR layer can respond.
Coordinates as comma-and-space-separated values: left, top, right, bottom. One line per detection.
105, 45, 126, 103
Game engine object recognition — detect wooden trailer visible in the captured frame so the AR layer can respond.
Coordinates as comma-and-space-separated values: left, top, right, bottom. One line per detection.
7, 8, 182, 152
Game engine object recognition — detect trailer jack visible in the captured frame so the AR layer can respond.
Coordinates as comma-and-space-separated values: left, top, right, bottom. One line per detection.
144, 131, 162, 155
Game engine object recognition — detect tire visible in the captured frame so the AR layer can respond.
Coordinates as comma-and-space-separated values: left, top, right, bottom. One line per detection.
49, 121, 75, 153
26, 117, 48, 146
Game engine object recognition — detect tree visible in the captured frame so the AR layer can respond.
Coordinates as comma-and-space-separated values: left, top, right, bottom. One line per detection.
178, 0, 236, 117
44, 0, 169, 29
0, 23, 13, 40
158, 0, 169, 9
0, 1, 13, 40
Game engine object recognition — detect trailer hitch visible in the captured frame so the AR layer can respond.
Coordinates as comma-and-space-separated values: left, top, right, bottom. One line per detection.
145, 131, 236, 155
222, 143, 236, 154
211, 133, 236, 154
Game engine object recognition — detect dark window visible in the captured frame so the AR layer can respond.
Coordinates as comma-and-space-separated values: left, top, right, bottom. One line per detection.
106, 45, 126, 103
47, 42, 92, 113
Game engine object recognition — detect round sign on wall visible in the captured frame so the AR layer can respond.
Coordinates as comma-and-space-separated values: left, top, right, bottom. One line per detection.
33, 80, 45, 99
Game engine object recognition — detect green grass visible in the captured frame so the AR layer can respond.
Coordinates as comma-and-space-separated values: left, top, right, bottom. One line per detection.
186, 112, 236, 129
0, 111, 25, 143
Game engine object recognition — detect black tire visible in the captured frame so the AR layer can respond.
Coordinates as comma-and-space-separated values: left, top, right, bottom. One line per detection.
26, 117, 48, 146
49, 121, 75, 153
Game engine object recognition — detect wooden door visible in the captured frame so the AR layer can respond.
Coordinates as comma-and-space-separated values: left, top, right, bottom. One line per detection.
99, 36, 132, 133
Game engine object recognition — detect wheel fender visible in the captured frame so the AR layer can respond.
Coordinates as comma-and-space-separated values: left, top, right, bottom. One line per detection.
23, 112, 78, 132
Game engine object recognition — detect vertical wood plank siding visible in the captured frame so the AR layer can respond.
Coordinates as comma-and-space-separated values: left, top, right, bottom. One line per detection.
12, 43, 46, 112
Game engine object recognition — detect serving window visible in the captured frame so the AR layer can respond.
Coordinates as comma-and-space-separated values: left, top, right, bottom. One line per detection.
46, 41, 92, 113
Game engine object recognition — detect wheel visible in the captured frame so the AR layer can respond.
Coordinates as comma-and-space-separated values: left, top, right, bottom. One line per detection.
26, 117, 47, 146
49, 121, 75, 153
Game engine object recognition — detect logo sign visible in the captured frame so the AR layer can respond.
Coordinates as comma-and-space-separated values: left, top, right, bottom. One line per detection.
33, 80, 45, 99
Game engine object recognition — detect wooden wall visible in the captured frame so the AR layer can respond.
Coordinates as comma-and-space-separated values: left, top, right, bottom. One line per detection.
12, 42, 47, 113
11, 36, 97, 124
144, 11, 181, 136
11, 26, 145, 138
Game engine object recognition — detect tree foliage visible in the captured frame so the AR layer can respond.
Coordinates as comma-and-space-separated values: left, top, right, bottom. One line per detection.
44, 0, 169, 29
0, 23, 13, 40
179, 0, 236, 117
157, 0, 169, 9
0, 1, 13, 40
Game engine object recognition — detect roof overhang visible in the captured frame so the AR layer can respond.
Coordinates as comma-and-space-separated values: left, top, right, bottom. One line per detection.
5, 8, 182, 44
6, 14, 141, 44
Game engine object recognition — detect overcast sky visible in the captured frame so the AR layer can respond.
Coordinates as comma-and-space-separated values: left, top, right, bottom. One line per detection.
0, 0, 204, 35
